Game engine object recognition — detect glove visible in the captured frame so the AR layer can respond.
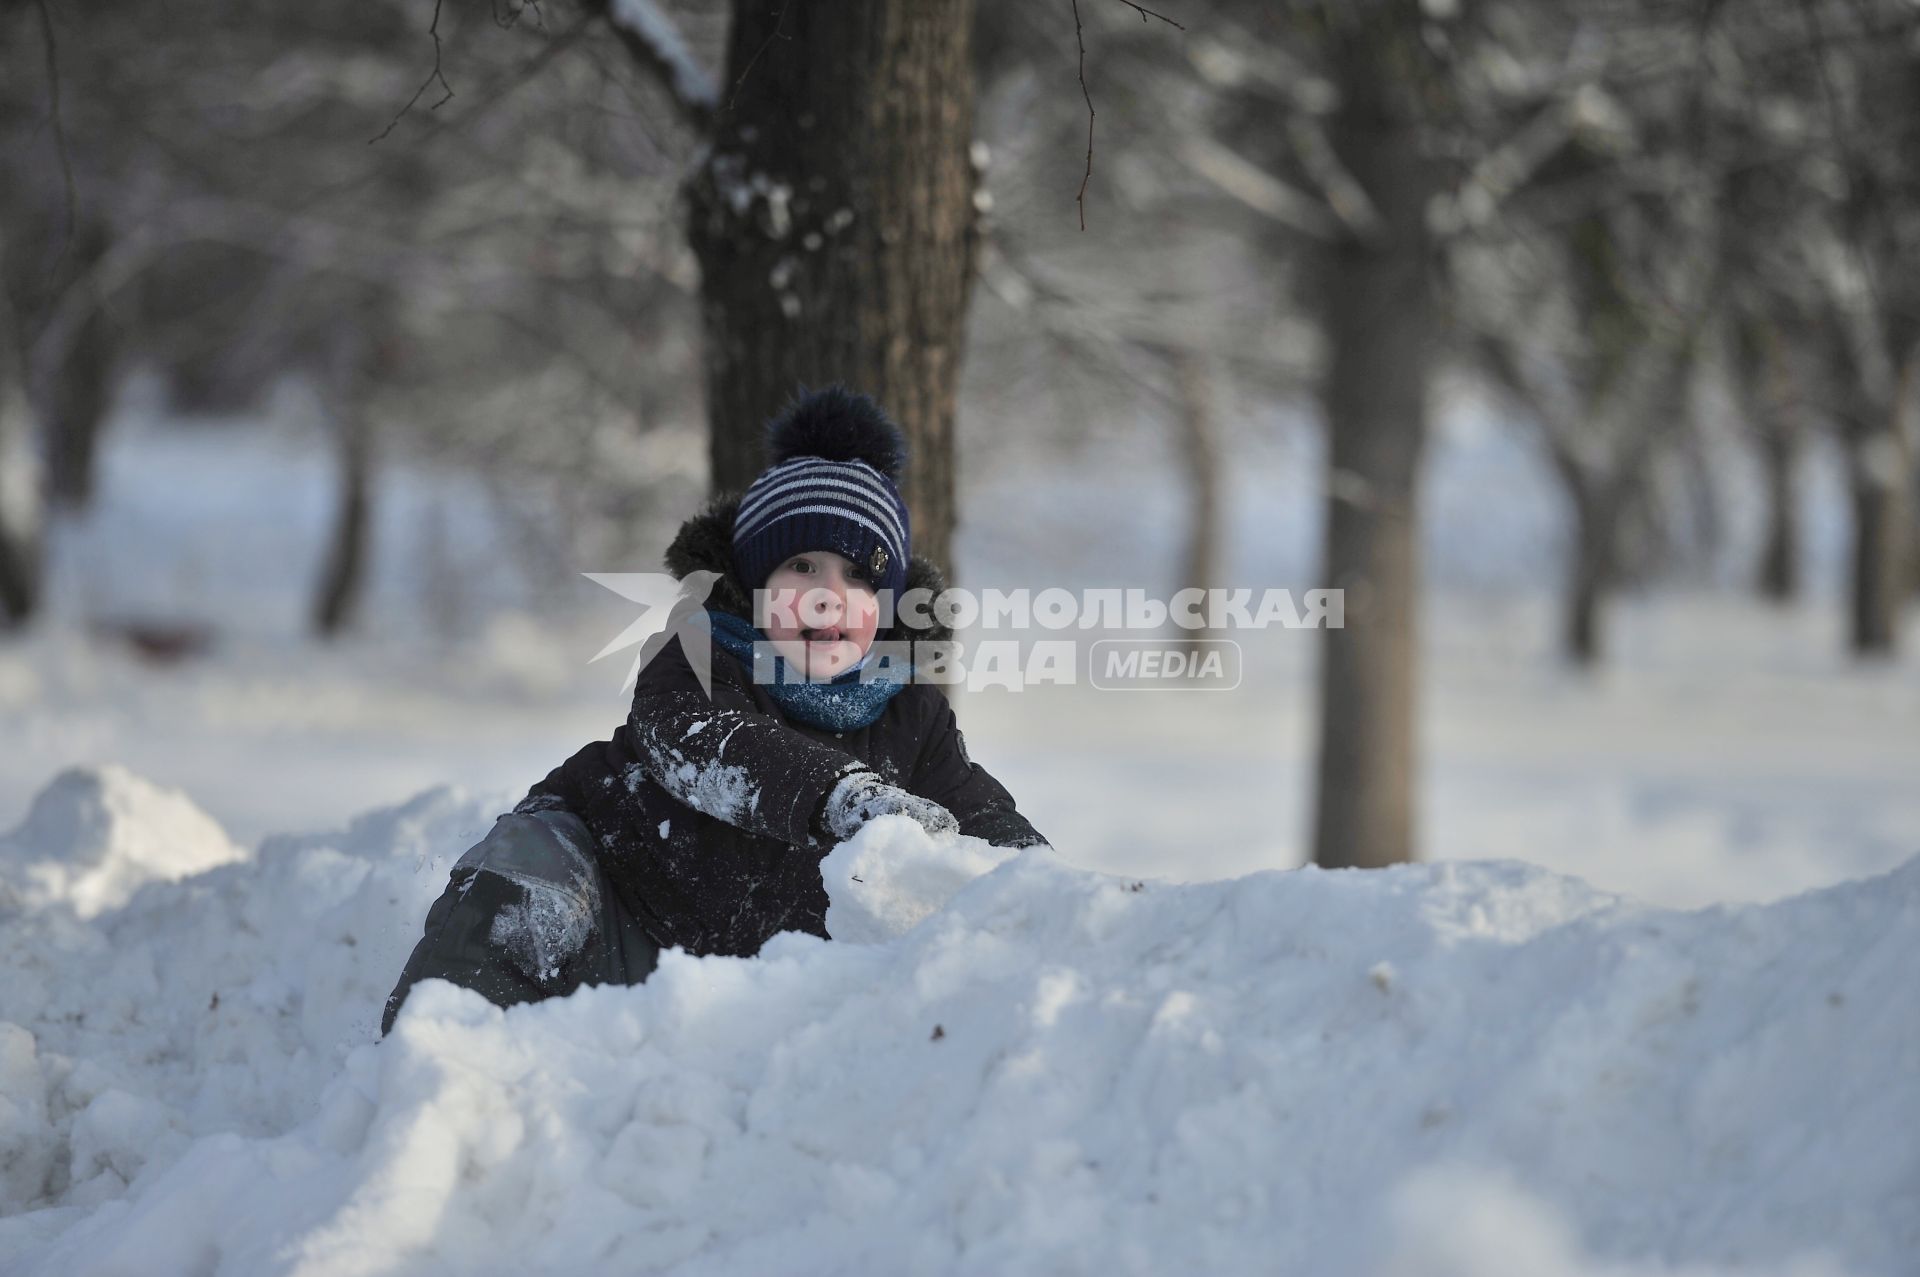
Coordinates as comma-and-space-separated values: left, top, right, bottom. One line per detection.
815, 769, 960, 842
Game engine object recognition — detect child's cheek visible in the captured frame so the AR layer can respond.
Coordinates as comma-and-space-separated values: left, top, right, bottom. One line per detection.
759, 584, 806, 641
847, 592, 881, 654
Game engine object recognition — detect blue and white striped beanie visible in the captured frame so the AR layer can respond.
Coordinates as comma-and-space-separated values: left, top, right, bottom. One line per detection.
730, 386, 912, 603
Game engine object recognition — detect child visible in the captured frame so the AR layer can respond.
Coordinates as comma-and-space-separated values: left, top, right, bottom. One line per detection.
382, 386, 1047, 1034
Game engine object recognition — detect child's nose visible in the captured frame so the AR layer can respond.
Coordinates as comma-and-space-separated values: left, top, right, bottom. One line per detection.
806, 583, 847, 623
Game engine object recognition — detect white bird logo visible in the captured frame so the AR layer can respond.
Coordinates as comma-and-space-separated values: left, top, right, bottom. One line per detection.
583, 570, 724, 696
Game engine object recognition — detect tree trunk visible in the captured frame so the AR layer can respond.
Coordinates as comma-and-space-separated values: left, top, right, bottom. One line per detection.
0, 250, 43, 630
1172, 348, 1219, 650
1847, 426, 1908, 656
1563, 475, 1612, 667
1311, 53, 1436, 872
1757, 423, 1801, 603
687, 0, 979, 577
1904, 349, 1920, 601
312, 334, 376, 639
1735, 317, 1802, 603
45, 221, 116, 511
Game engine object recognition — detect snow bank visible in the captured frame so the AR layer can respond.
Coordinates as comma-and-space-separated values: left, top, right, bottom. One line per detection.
0, 772, 489, 1261
1, 768, 1915, 1276
0, 766, 246, 919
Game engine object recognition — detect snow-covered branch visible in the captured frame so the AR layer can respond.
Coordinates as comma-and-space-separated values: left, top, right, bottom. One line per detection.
599, 0, 718, 131
1176, 134, 1342, 241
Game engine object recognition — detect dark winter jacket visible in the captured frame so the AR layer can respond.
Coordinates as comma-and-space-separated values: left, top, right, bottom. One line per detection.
382, 494, 1046, 1035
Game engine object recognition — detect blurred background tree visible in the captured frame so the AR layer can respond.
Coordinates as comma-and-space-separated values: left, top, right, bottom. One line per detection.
2, 0, 707, 639
1, 0, 1914, 869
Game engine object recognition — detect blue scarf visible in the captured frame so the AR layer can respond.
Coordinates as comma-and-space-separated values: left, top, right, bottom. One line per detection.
705, 608, 912, 731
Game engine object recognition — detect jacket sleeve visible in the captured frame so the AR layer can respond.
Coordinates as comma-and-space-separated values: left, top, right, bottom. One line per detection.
381, 863, 564, 1036
624, 625, 869, 849
908, 694, 1049, 849
381, 810, 622, 1036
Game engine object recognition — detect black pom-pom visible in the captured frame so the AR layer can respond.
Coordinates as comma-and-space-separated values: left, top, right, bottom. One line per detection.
765, 384, 908, 481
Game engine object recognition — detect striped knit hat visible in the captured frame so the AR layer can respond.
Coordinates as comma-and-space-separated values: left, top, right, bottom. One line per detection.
730, 386, 912, 604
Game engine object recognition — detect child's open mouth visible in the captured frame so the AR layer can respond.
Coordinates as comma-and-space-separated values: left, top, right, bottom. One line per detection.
802, 626, 843, 645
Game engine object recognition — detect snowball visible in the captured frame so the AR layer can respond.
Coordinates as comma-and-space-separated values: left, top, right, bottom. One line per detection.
819, 815, 1023, 944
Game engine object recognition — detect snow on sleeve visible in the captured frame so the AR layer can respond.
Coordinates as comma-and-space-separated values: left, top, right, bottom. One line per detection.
0, 764, 246, 919
624, 752, 761, 826
484, 829, 602, 986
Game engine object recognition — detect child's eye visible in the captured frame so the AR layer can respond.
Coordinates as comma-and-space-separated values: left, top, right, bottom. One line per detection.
789, 558, 813, 574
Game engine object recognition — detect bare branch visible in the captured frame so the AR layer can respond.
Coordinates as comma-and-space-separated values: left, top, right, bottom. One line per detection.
492, 0, 547, 31
32, 0, 78, 272
1285, 116, 1386, 243
384, 15, 591, 150
1429, 94, 1587, 239
1793, 0, 1901, 399
1065, 0, 1187, 230
724, 0, 794, 119
1072, 0, 1096, 231
1185, 27, 1331, 111
1427, 26, 1617, 239
290, 15, 588, 214
371, 0, 456, 144
1177, 134, 1341, 240
1113, 0, 1184, 29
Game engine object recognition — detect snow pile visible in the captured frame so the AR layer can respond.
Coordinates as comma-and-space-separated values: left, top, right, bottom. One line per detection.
1372, 1168, 1853, 1277
0, 766, 246, 919
2, 768, 1915, 1276
0, 772, 492, 1259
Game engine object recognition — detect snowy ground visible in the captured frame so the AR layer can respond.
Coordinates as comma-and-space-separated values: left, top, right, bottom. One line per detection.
0, 398, 1916, 1272
0, 771, 1913, 1274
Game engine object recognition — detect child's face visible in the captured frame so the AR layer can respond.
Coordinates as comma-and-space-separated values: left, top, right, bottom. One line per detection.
759, 550, 881, 679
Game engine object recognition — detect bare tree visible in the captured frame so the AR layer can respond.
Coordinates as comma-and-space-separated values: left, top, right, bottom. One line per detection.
2, 0, 715, 635
1465, 126, 1716, 665
1739, 0, 1920, 654
1304, 5, 1445, 868
1731, 315, 1807, 603
1185, 0, 1715, 861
